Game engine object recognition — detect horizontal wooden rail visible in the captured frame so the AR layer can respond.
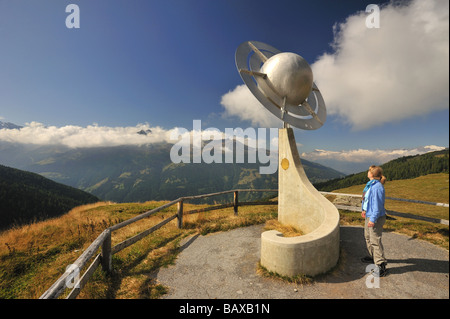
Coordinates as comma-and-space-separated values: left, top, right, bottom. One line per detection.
180, 188, 277, 200
385, 197, 449, 208
111, 214, 178, 254
109, 198, 181, 231
240, 200, 278, 206
184, 203, 234, 215
66, 254, 102, 299
39, 229, 111, 299
183, 200, 278, 216
320, 191, 449, 208
335, 204, 449, 225
320, 191, 362, 198
385, 210, 449, 225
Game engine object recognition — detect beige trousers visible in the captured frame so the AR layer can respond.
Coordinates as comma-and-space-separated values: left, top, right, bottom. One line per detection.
364, 215, 387, 266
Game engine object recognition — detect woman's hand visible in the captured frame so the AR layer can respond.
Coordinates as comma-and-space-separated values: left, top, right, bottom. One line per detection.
362, 211, 374, 226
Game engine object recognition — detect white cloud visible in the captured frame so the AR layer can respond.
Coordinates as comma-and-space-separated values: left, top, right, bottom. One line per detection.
301, 145, 447, 165
0, 122, 176, 148
311, 0, 449, 130
0, 121, 281, 155
220, 84, 281, 128
221, 1, 449, 131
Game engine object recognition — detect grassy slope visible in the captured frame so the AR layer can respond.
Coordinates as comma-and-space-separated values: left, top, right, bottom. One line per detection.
333, 173, 449, 249
0, 174, 448, 299
0, 201, 277, 299
0, 164, 99, 230
334, 173, 449, 220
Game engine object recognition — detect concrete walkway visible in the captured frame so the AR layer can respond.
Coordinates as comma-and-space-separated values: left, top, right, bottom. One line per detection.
156, 225, 449, 299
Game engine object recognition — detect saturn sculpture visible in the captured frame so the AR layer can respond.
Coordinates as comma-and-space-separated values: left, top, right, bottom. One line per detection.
236, 41, 340, 277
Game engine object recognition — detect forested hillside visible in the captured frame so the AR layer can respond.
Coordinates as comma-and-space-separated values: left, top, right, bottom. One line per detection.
0, 165, 99, 230
314, 149, 449, 192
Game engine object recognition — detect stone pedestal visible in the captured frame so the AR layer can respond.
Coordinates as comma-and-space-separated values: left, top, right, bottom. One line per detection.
260, 128, 340, 277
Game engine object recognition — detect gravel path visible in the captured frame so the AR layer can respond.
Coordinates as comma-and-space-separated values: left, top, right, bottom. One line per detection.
156, 225, 449, 299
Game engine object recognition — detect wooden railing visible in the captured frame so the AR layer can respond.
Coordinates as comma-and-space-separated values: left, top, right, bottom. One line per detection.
39, 189, 277, 299
39, 188, 448, 299
320, 191, 449, 225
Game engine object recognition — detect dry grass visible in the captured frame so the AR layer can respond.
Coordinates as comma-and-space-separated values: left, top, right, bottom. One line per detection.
0, 200, 277, 299
0, 200, 176, 299
263, 219, 303, 237
0, 202, 115, 256
256, 262, 312, 285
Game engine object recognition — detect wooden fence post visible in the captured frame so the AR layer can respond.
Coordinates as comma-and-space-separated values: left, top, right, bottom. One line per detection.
101, 229, 112, 273
177, 200, 183, 229
234, 191, 239, 216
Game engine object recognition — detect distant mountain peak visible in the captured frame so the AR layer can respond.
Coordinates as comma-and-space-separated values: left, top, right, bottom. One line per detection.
137, 129, 152, 136
0, 121, 22, 130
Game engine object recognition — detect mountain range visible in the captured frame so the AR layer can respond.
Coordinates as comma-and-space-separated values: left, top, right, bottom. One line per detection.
0, 138, 344, 204
0, 121, 22, 130
1, 119, 447, 230
315, 149, 449, 191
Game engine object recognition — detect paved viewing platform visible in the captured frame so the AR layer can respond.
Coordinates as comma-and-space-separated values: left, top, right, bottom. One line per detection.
157, 224, 449, 299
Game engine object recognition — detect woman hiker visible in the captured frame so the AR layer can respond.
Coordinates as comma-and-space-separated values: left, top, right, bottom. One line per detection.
361, 165, 388, 277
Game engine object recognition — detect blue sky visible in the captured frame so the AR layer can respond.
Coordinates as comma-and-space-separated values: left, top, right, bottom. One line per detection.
0, 0, 366, 127
0, 0, 448, 173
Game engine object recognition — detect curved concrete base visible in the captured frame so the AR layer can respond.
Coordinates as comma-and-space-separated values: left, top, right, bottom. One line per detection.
261, 220, 340, 277
260, 128, 340, 277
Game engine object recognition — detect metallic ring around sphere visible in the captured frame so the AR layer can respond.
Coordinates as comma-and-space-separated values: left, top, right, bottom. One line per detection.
235, 41, 327, 130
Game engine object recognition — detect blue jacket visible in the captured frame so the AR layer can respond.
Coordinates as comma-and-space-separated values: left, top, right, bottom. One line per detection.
363, 180, 386, 223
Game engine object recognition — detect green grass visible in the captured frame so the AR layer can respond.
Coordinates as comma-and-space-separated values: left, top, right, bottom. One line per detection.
334, 173, 449, 249
334, 173, 449, 220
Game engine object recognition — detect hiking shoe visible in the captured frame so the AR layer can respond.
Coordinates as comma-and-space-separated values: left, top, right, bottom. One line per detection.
361, 256, 374, 263
372, 262, 388, 277
378, 262, 388, 277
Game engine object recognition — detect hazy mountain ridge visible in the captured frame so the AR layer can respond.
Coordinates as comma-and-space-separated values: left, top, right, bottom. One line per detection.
302, 145, 448, 174
315, 149, 449, 192
0, 141, 344, 203
0, 121, 22, 130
